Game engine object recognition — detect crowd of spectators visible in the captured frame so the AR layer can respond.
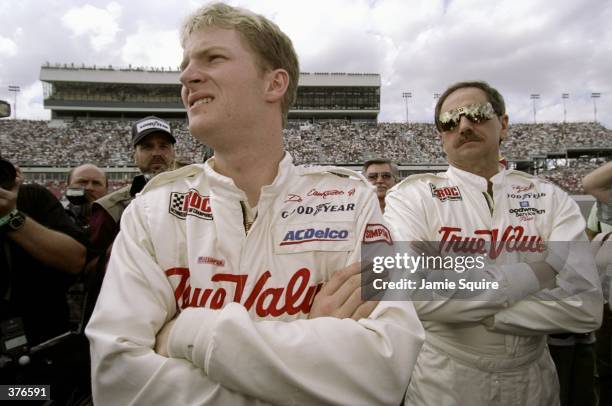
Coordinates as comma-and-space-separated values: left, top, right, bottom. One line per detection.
539, 160, 604, 195
1, 119, 610, 195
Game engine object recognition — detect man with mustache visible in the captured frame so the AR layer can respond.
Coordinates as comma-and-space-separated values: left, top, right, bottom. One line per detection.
363, 158, 398, 212
89, 116, 176, 253
385, 81, 602, 405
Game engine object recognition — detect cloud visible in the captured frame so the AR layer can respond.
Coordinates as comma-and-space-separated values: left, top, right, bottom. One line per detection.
9, 81, 50, 120
121, 25, 182, 69
0, 35, 18, 58
1, 0, 610, 127
61, 2, 122, 52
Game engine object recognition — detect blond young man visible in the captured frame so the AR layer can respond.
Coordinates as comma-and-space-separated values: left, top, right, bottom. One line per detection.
86, 3, 423, 405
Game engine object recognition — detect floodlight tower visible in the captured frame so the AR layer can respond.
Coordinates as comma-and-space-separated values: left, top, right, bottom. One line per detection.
591, 92, 601, 123
561, 93, 569, 123
402, 92, 412, 124
530, 94, 540, 124
8, 85, 20, 119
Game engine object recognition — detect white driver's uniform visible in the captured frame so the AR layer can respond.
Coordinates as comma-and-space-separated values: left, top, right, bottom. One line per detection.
384, 165, 602, 406
86, 154, 424, 406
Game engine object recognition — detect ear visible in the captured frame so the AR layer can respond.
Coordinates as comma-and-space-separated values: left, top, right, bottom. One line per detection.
263, 68, 289, 103
499, 114, 509, 141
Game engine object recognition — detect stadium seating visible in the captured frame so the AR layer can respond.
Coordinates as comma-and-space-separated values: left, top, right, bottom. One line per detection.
1, 119, 610, 195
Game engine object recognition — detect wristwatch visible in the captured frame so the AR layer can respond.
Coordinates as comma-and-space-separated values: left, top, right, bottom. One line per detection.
0, 209, 26, 233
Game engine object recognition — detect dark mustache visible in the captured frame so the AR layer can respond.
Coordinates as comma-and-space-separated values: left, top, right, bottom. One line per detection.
457, 131, 480, 146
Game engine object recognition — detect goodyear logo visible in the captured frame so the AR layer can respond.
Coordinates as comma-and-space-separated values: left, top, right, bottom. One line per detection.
281, 227, 349, 246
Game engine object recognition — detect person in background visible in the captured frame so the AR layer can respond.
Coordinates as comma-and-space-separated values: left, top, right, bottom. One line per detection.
0, 155, 89, 403
583, 160, 612, 406
65, 163, 108, 230
363, 158, 398, 212
88, 116, 176, 253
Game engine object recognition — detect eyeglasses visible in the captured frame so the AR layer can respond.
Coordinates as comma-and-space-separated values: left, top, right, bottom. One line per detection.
366, 172, 393, 181
438, 102, 497, 132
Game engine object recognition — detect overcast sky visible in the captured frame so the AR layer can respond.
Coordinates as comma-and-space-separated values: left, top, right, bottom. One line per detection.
1, 0, 611, 127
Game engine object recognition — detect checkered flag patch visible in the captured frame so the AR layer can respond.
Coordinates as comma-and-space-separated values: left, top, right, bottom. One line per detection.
169, 192, 188, 219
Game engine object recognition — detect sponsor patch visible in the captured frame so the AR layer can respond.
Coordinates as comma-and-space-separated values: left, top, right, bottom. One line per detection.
509, 207, 545, 217
363, 224, 393, 245
280, 227, 349, 246
136, 118, 171, 134
307, 188, 352, 199
165, 267, 322, 317
507, 192, 547, 200
281, 202, 355, 219
197, 256, 225, 267
438, 225, 545, 259
430, 184, 462, 202
169, 189, 213, 220
512, 184, 534, 193
284, 194, 303, 203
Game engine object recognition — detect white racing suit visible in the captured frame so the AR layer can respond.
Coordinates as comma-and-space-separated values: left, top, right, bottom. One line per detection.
384, 165, 602, 406
86, 154, 424, 405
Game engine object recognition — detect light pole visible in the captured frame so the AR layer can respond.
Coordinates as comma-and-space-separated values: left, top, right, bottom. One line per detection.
530, 94, 540, 124
561, 93, 569, 123
8, 85, 20, 120
402, 92, 411, 124
591, 92, 601, 123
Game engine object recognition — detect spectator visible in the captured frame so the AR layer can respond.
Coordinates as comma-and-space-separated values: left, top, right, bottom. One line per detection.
65, 163, 108, 229
363, 158, 399, 212
88, 116, 176, 254
0, 156, 89, 403
583, 160, 612, 406
583, 161, 612, 224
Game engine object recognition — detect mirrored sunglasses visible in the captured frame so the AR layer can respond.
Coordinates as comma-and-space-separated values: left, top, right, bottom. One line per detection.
438, 102, 497, 132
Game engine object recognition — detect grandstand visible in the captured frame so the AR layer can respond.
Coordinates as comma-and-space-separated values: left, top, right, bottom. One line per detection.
40, 63, 380, 122
1, 118, 610, 197
0, 64, 609, 200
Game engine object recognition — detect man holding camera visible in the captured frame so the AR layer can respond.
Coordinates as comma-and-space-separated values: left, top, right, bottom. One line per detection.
65, 163, 108, 230
0, 155, 88, 399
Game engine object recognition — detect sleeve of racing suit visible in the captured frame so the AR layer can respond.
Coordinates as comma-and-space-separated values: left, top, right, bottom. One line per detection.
85, 200, 267, 406
166, 186, 425, 406
383, 187, 543, 324
484, 186, 603, 335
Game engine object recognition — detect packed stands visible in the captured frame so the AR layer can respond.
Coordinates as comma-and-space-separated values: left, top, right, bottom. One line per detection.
1, 119, 611, 195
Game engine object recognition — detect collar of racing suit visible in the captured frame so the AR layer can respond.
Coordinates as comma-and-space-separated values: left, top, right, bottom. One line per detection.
204, 152, 295, 210
446, 164, 507, 193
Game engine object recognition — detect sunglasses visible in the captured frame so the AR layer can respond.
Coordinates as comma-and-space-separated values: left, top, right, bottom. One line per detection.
438, 102, 497, 132
366, 172, 393, 181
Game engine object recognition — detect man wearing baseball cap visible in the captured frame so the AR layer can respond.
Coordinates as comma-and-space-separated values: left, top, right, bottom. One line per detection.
89, 116, 176, 254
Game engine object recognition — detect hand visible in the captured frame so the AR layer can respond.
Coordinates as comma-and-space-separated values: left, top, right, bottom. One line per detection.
309, 262, 378, 321
154, 317, 177, 357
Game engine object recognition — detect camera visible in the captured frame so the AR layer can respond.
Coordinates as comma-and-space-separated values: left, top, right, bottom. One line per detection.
65, 187, 89, 206
0, 157, 16, 190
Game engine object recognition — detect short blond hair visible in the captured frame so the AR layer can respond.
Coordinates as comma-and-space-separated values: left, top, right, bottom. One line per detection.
181, 2, 299, 128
